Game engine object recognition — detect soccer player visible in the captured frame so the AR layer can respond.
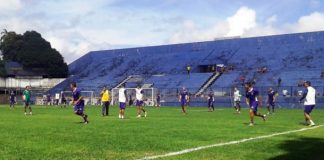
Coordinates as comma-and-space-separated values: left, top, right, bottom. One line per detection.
156, 93, 161, 108
179, 87, 189, 114
9, 91, 16, 109
118, 84, 128, 119
207, 91, 215, 112
233, 87, 241, 113
60, 91, 67, 108
23, 86, 32, 115
70, 82, 89, 124
135, 85, 147, 118
266, 88, 277, 114
299, 81, 316, 126
245, 82, 266, 126
100, 86, 110, 116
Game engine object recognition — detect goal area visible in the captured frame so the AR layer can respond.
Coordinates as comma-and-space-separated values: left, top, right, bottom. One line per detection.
111, 88, 157, 106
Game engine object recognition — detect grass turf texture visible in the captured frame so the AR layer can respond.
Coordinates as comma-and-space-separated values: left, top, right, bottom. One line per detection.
0, 105, 323, 160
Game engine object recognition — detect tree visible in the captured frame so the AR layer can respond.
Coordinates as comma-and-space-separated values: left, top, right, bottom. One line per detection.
0, 30, 68, 78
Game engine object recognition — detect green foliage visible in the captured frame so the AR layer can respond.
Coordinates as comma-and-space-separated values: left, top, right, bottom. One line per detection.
0, 60, 6, 77
0, 30, 68, 78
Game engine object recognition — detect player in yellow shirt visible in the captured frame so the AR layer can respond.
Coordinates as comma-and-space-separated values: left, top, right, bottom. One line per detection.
100, 86, 111, 116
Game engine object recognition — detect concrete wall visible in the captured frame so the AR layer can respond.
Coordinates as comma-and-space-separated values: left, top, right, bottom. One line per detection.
0, 78, 66, 89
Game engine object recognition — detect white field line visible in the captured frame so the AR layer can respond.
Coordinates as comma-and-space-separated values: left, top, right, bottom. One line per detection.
138, 125, 323, 160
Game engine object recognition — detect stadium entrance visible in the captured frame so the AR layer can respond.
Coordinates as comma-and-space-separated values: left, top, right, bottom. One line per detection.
198, 64, 224, 73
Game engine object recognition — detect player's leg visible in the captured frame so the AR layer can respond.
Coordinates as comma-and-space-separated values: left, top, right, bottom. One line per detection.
106, 101, 110, 116
267, 104, 271, 114
29, 105, 32, 115
235, 101, 241, 113
249, 109, 254, 126
102, 102, 106, 116
24, 103, 27, 115
271, 103, 275, 113
140, 101, 146, 117
304, 105, 315, 126
136, 101, 141, 117
211, 103, 214, 111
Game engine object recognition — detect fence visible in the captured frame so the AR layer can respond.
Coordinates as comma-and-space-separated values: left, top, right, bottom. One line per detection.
0, 86, 324, 108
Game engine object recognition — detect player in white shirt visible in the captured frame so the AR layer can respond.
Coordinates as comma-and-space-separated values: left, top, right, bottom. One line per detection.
118, 85, 128, 119
299, 81, 316, 126
233, 87, 242, 113
135, 85, 147, 118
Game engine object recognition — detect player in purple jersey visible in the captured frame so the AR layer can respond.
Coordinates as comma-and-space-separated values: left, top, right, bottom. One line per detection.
207, 91, 215, 112
179, 87, 189, 114
9, 91, 16, 109
70, 82, 89, 124
245, 82, 266, 126
266, 88, 277, 114
156, 93, 161, 108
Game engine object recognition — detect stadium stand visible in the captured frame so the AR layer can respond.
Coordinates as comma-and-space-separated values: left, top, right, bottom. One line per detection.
49, 31, 324, 107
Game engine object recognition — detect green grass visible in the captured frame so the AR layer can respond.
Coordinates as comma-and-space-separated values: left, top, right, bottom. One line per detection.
0, 105, 323, 160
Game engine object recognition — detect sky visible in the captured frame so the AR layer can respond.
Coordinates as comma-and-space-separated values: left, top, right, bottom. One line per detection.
1, 0, 324, 63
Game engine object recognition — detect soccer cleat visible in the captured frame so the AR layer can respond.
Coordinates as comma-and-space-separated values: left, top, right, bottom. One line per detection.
309, 123, 315, 127
249, 123, 254, 126
262, 115, 267, 121
119, 114, 121, 119
137, 115, 141, 118
24, 112, 27, 116
144, 112, 147, 117
30, 112, 32, 115
84, 121, 88, 124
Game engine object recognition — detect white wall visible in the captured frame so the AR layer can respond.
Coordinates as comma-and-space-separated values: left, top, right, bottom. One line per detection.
0, 78, 65, 88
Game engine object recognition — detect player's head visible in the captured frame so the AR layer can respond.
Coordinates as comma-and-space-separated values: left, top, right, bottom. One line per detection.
303, 81, 311, 87
70, 82, 77, 89
244, 82, 253, 91
26, 85, 31, 90
137, 84, 141, 89
234, 87, 237, 91
269, 87, 273, 91
103, 86, 107, 90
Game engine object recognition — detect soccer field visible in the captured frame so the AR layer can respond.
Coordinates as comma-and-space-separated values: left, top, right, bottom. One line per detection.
0, 105, 323, 160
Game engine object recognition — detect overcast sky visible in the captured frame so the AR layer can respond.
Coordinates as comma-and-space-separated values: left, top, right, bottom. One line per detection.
1, 0, 324, 63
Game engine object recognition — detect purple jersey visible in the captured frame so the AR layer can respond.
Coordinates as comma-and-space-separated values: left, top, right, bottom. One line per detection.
246, 88, 259, 103
72, 88, 84, 106
268, 91, 275, 102
10, 93, 15, 101
180, 91, 188, 102
208, 93, 214, 102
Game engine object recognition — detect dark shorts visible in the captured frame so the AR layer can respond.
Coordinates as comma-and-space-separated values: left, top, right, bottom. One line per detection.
119, 102, 126, 110
74, 105, 84, 113
24, 100, 30, 106
136, 100, 144, 107
181, 100, 187, 106
268, 101, 275, 107
208, 101, 214, 107
304, 105, 315, 114
250, 101, 259, 113
10, 100, 15, 105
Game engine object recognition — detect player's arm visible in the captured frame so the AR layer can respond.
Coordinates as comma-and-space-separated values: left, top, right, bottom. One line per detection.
178, 95, 181, 102
273, 94, 277, 102
74, 96, 83, 105
124, 91, 128, 104
299, 89, 308, 103
246, 98, 250, 106
258, 96, 263, 107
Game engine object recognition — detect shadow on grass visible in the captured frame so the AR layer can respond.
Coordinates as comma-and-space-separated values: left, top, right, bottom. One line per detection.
269, 138, 324, 160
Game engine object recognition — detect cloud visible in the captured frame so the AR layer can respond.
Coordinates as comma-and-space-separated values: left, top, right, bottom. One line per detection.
168, 6, 324, 44
226, 6, 257, 37
0, 0, 22, 14
290, 12, 324, 32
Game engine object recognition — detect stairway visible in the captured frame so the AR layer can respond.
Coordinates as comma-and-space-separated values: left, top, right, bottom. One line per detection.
113, 75, 143, 88
195, 72, 222, 96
